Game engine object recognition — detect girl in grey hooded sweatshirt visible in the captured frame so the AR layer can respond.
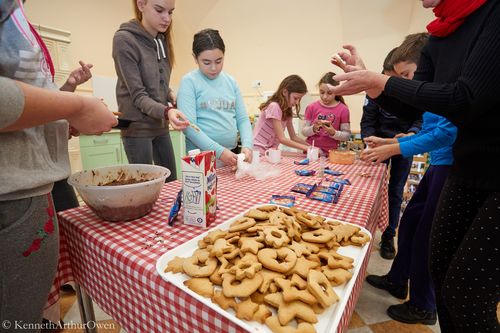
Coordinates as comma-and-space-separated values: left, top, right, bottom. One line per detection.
112, 0, 188, 181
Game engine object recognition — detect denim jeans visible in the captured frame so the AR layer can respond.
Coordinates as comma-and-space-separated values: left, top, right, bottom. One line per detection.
122, 133, 177, 182
383, 155, 413, 239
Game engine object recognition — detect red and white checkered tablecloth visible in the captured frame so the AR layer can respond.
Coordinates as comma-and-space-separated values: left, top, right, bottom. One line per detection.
48, 156, 388, 333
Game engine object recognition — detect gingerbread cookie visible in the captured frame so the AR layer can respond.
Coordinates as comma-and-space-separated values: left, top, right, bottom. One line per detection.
211, 290, 236, 310
183, 277, 214, 298
229, 217, 256, 232
264, 292, 318, 325
274, 277, 317, 305
229, 257, 262, 280
244, 209, 269, 220
164, 256, 184, 273
235, 298, 259, 321
239, 236, 265, 255
258, 247, 297, 274
183, 250, 218, 277
263, 227, 290, 248
221, 272, 263, 298
307, 270, 338, 308
321, 267, 353, 286
265, 316, 316, 333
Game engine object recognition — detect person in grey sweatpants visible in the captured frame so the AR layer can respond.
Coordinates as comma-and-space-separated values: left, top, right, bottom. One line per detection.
0, 1, 116, 330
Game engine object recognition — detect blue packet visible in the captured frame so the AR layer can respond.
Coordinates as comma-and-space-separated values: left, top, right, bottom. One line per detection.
168, 189, 183, 226
307, 191, 339, 203
270, 195, 295, 207
306, 184, 340, 203
324, 167, 344, 176
294, 158, 310, 165
325, 178, 351, 185
332, 178, 351, 185
315, 184, 343, 195
295, 170, 316, 176
291, 183, 314, 194
326, 182, 344, 191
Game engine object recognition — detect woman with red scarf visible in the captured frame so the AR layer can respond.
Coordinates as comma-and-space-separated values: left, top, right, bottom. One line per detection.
329, 0, 500, 332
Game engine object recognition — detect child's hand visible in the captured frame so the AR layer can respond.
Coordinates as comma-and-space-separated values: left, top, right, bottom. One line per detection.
63, 60, 93, 92
322, 122, 336, 136
220, 149, 238, 168
313, 121, 323, 133
166, 108, 190, 130
363, 136, 385, 148
241, 147, 253, 163
361, 144, 399, 164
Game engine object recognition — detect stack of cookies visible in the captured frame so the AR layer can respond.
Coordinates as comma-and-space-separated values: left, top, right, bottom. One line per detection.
164, 205, 371, 333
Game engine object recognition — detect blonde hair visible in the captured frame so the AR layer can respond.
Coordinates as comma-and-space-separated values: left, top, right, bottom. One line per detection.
133, 0, 175, 68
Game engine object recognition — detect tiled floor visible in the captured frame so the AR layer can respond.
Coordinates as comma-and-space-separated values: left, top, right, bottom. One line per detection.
52, 230, 450, 332
345, 230, 441, 333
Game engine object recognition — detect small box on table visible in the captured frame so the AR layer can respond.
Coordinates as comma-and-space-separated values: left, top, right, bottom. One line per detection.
181, 150, 217, 228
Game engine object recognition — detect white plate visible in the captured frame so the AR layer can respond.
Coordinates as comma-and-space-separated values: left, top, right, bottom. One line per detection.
156, 204, 372, 333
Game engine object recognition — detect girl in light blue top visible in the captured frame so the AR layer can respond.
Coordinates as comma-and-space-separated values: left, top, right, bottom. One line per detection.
177, 28, 253, 167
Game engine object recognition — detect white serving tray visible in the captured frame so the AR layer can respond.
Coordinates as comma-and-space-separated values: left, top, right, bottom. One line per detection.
156, 204, 372, 333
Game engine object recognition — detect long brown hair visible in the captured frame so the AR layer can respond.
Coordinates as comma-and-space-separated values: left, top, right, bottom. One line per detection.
318, 72, 345, 105
133, 0, 175, 68
259, 75, 307, 120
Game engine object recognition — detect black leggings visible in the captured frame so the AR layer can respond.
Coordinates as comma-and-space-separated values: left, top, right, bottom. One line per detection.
430, 177, 500, 333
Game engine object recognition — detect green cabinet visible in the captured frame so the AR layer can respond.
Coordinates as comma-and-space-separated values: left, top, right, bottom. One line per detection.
170, 130, 186, 178
79, 130, 127, 170
79, 130, 185, 180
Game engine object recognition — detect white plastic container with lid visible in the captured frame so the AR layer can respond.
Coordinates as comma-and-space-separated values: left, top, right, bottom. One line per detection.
318, 155, 326, 178
188, 149, 201, 156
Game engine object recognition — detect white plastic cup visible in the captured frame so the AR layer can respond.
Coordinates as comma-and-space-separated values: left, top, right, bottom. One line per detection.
307, 147, 319, 161
265, 149, 281, 164
252, 150, 260, 165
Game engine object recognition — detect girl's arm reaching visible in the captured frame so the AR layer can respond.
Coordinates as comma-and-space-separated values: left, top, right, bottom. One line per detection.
271, 119, 309, 151
326, 122, 351, 141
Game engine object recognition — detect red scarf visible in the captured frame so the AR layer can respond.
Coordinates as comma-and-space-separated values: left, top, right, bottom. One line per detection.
426, 0, 487, 37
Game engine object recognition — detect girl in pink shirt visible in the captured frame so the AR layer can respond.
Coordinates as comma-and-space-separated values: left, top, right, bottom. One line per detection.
253, 75, 310, 154
302, 72, 351, 154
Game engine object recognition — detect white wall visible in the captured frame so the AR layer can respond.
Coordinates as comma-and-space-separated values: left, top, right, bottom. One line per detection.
24, 0, 435, 131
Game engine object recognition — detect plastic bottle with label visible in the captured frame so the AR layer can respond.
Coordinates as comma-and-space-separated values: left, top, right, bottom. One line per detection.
318, 155, 326, 178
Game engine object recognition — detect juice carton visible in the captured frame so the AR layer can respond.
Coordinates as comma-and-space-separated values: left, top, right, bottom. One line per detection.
181, 149, 217, 228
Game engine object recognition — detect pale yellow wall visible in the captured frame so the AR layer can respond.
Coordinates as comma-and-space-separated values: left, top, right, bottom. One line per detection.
24, 0, 434, 131
172, 0, 434, 130
25, 0, 134, 91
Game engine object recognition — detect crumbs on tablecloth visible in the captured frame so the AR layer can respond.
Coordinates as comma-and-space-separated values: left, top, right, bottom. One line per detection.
141, 230, 180, 250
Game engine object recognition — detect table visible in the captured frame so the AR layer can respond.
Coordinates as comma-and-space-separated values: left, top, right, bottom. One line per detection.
48, 155, 388, 333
